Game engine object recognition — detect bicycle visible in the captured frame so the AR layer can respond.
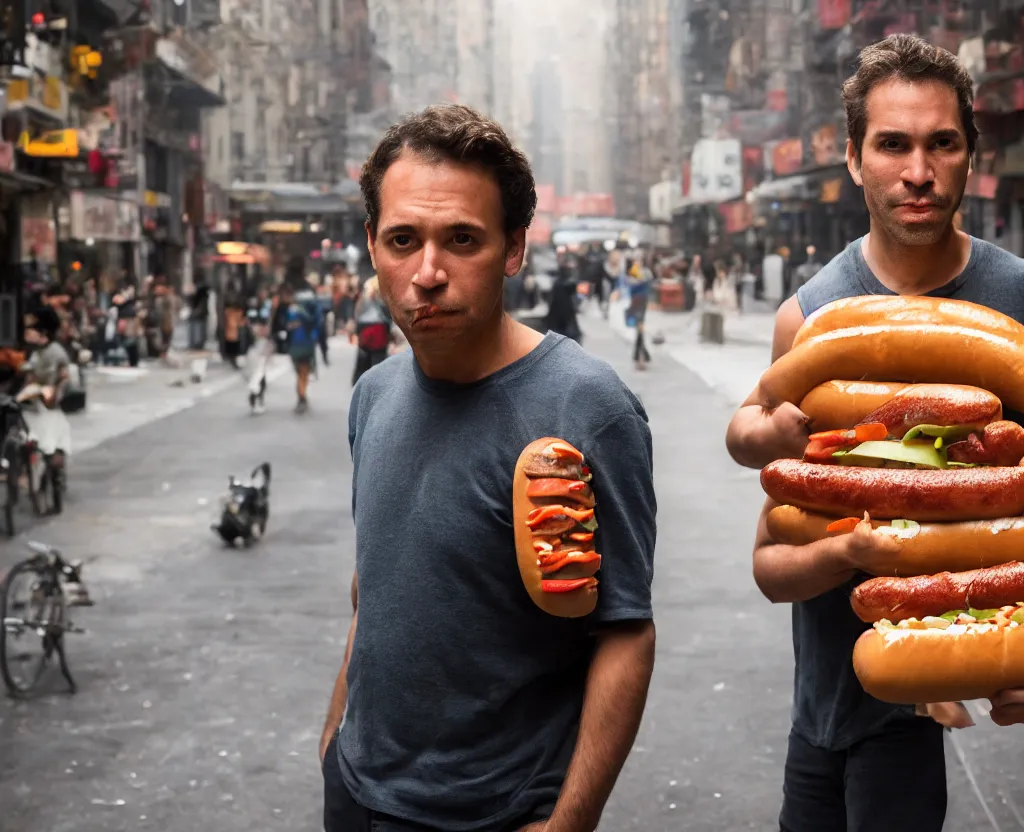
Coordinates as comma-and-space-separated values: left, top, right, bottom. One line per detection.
14, 384, 66, 518
0, 393, 31, 537
0, 541, 85, 697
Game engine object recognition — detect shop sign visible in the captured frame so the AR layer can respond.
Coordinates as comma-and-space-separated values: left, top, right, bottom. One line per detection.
818, 0, 851, 29
690, 138, 742, 202
811, 124, 841, 166
770, 138, 804, 177
21, 217, 56, 263
70, 191, 139, 242
718, 200, 753, 234
259, 220, 304, 233
820, 178, 842, 203
6, 74, 67, 122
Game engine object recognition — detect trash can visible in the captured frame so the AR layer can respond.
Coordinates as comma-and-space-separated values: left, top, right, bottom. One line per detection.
700, 309, 724, 344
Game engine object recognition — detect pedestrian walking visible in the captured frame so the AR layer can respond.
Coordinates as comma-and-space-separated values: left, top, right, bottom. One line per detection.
544, 257, 583, 344
625, 259, 653, 370
319, 103, 656, 832
189, 274, 210, 350
725, 34, 1024, 832
284, 283, 322, 413
349, 276, 393, 386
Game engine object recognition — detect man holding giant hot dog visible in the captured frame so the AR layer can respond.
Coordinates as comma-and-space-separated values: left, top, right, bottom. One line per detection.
726, 34, 1024, 832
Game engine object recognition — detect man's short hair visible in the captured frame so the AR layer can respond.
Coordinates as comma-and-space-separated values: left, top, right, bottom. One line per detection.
360, 104, 537, 235
843, 33, 979, 159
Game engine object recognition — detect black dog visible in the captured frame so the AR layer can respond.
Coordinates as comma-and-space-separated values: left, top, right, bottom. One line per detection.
211, 462, 271, 547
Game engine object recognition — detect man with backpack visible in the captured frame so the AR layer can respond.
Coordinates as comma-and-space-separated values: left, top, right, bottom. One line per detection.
282, 283, 322, 413
350, 276, 394, 386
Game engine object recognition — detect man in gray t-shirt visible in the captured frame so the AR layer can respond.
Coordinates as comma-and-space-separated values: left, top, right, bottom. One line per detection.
318, 105, 656, 832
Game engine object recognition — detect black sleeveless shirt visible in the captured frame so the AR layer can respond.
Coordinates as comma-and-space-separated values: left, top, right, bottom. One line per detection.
791, 236, 1024, 750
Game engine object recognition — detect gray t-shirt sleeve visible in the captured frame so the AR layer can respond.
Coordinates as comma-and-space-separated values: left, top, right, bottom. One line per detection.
583, 411, 656, 622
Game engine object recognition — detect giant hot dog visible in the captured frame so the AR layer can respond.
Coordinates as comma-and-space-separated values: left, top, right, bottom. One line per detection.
766, 505, 1024, 576
852, 605, 1024, 704
761, 459, 1024, 521
852, 563, 1024, 702
758, 325, 1024, 415
792, 295, 1024, 349
513, 437, 600, 618
851, 561, 1024, 622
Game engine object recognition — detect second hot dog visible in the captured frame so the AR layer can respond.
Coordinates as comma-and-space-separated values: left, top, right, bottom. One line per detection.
761, 460, 1024, 521
851, 561, 1024, 623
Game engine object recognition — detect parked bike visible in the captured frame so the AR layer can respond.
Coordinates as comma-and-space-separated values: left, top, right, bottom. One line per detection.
0, 542, 87, 697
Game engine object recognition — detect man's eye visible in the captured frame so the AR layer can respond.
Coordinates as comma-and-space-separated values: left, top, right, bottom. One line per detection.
392, 235, 412, 248
934, 138, 954, 149
881, 139, 903, 151
453, 233, 474, 246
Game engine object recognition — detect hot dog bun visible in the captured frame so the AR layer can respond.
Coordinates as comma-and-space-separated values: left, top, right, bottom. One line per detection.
766, 505, 1024, 577
759, 325, 1024, 414
799, 381, 908, 432
853, 620, 1024, 704
761, 460, 1024, 521
793, 295, 1024, 349
513, 437, 599, 618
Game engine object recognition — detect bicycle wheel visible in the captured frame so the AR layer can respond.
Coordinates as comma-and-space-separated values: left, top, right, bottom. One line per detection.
0, 559, 58, 696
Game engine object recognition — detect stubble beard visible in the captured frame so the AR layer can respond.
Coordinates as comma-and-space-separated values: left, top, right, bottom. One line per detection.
867, 187, 957, 247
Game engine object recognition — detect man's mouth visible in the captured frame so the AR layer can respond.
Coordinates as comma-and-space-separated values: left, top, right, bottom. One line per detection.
411, 305, 453, 324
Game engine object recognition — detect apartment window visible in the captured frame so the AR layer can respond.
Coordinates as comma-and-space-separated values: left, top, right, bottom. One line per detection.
217, 135, 224, 163
231, 131, 245, 162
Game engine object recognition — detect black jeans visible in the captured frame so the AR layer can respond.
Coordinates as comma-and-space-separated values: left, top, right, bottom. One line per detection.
323, 733, 547, 832
633, 327, 650, 363
779, 718, 946, 832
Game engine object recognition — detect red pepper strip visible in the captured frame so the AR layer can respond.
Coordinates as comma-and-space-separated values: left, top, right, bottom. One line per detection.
526, 505, 595, 528
826, 517, 862, 534
541, 577, 598, 594
540, 551, 602, 575
569, 532, 594, 542
803, 439, 843, 464
547, 442, 584, 462
809, 422, 888, 446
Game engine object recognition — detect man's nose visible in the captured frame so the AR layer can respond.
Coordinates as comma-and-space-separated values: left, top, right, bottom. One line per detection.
412, 243, 449, 291
902, 149, 935, 190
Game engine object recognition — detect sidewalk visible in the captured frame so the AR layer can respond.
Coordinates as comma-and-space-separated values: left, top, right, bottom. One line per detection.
71, 347, 292, 455
602, 299, 775, 408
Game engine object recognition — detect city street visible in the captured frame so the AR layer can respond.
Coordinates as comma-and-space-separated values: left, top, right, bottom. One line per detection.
0, 317, 1020, 832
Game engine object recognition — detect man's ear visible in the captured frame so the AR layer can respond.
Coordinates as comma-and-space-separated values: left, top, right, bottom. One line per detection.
846, 138, 863, 187
365, 221, 376, 271
505, 228, 527, 277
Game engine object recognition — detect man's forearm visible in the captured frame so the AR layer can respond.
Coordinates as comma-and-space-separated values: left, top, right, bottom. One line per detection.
320, 610, 357, 759
546, 621, 656, 832
753, 538, 854, 604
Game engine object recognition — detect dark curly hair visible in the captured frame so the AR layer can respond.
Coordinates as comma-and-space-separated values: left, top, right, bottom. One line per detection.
360, 104, 537, 235
843, 34, 978, 159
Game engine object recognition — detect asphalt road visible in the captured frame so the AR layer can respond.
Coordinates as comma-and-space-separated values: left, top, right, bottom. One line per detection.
0, 317, 1020, 832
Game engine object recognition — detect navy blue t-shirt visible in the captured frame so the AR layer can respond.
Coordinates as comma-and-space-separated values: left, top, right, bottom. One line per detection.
792, 236, 1024, 751
337, 332, 656, 830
